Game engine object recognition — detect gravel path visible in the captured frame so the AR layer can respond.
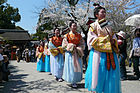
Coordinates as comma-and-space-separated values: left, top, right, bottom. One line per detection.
0, 60, 139, 93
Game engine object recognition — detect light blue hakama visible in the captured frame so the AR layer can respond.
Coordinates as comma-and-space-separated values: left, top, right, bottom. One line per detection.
50, 53, 64, 78
62, 51, 83, 84
37, 57, 45, 72
85, 48, 121, 93
45, 55, 50, 72
49, 41, 64, 78
50, 54, 55, 75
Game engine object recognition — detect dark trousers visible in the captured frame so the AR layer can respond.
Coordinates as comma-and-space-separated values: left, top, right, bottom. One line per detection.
2, 62, 9, 81
0, 65, 2, 81
132, 56, 140, 78
119, 53, 127, 79
30, 56, 35, 62
83, 49, 89, 71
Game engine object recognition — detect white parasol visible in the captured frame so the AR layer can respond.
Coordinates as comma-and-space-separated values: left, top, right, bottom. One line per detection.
125, 14, 140, 27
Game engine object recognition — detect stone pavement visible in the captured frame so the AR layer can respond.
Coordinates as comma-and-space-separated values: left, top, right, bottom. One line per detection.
0, 60, 140, 93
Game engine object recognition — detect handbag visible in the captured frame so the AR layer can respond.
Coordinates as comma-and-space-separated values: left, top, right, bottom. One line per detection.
133, 47, 140, 56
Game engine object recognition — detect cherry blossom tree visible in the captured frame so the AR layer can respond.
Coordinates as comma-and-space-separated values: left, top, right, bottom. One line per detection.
39, 0, 139, 33
35, 0, 139, 64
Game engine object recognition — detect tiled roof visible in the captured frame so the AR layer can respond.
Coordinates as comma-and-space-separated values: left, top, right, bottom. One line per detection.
0, 29, 31, 40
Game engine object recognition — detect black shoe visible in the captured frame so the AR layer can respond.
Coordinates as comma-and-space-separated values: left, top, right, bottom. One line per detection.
121, 77, 127, 81
40, 71, 45, 72
71, 84, 77, 88
58, 78, 63, 82
129, 63, 132, 67
135, 76, 140, 80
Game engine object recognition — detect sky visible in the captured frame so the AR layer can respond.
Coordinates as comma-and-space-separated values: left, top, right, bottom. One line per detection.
7, 0, 46, 34
7, 0, 140, 34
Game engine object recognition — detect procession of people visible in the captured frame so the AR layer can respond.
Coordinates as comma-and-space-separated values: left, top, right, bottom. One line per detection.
33, 3, 140, 93
0, 3, 140, 93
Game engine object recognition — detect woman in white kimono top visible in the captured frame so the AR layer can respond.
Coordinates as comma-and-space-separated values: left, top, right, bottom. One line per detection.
85, 5, 121, 93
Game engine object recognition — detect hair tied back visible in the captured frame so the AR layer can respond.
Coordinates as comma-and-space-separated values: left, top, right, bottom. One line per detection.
93, 3, 100, 8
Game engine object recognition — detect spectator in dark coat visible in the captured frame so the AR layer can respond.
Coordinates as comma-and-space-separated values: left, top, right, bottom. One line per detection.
117, 31, 127, 80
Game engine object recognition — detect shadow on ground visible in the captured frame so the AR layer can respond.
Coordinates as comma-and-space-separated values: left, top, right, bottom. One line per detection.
126, 69, 140, 81
0, 64, 29, 93
0, 64, 87, 93
13, 79, 87, 93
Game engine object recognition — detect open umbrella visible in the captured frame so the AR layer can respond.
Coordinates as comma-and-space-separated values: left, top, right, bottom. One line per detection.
125, 14, 140, 27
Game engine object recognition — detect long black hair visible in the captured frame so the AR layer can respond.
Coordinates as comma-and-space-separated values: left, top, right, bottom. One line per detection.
53, 28, 60, 33
134, 28, 140, 37
53, 27, 61, 37
93, 3, 106, 19
69, 20, 77, 28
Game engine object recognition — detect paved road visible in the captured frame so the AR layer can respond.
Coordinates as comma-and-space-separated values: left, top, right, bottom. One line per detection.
0, 60, 140, 93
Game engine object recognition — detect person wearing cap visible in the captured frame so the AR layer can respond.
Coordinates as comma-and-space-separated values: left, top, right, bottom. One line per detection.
130, 27, 140, 80
85, 4, 121, 93
116, 31, 127, 80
